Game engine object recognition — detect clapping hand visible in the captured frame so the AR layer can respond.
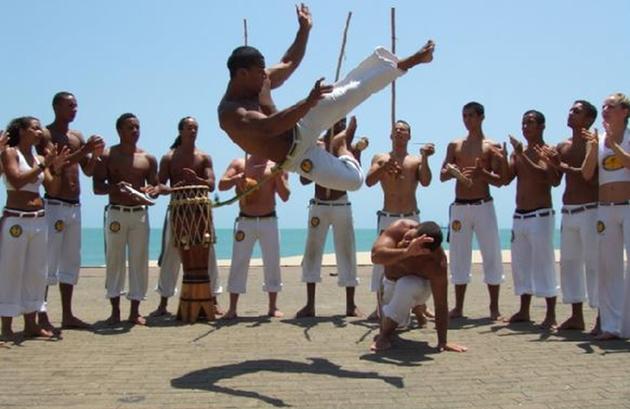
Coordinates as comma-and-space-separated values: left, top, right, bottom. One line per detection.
508, 134, 523, 154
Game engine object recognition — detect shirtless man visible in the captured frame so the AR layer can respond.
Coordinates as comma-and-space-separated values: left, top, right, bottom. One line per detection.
440, 102, 507, 320
151, 117, 223, 317
296, 117, 365, 318
36, 91, 105, 331
218, 154, 290, 319
536, 101, 599, 331
218, 4, 435, 192
93, 113, 158, 325
505, 110, 562, 329
366, 120, 434, 322
370, 219, 467, 353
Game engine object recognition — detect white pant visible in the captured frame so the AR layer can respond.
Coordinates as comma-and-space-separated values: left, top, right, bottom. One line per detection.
448, 199, 504, 285
156, 212, 222, 298
596, 203, 630, 337
45, 199, 81, 286
511, 209, 559, 298
227, 215, 282, 294
283, 47, 405, 191
0, 212, 47, 316
370, 210, 420, 292
301, 195, 359, 287
104, 206, 149, 301
560, 204, 598, 307
382, 276, 431, 325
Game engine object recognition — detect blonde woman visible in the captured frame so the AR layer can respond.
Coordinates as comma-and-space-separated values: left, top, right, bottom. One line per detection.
582, 93, 630, 339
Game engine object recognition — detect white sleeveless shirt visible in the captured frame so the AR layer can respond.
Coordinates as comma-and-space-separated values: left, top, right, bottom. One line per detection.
598, 127, 630, 186
3, 148, 44, 193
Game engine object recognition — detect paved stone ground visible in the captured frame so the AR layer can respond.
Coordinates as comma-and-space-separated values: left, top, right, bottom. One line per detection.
1, 264, 629, 409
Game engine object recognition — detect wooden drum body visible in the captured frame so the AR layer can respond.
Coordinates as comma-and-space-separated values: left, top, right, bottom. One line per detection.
169, 186, 216, 323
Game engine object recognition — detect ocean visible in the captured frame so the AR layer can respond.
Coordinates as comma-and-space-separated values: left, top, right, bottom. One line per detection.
80, 228, 561, 266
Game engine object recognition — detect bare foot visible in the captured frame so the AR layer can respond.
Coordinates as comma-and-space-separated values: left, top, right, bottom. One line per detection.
128, 315, 146, 326
296, 305, 315, 318
61, 316, 91, 330
24, 326, 55, 338
558, 316, 585, 330
149, 307, 169, 317
595, 331, 620, 341
221, 310, 238, 320
417, 40, 435, 63
398, 40, 435, 70
104, 313, 121, 326
268, 309, 284, 318
370, 335, 392, 352
423, 307, 435, 319
589, 322, 601, 336
506, 311, 531, 323
490, 310, 504, 321
214, 304, 225, 316
0, 329, 15, 341
540, 317, 557, 330
346, 306, 363, 317
38, 313, 57, 333
416, 314, 427, 328
367, 309, 380, 322
449, 308, 463, 319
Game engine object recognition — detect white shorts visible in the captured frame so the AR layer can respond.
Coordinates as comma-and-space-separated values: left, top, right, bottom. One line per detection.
559, 203, 598, 307
104, 205, 149, 301
370, 210, 420, 292
448, 198, 504, 285
596, 202, 630, 337
382, 276, 431, 325
227, 214, 282, 294
301, 195, 358, 287
0, 210, 48, 316
283, 47, 405, 192
156, 212, 222, 298
511, 208, 559, 298
45, 199, 81, 286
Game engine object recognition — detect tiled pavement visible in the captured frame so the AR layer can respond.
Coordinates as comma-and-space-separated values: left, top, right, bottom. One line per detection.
1, 264, 629, 409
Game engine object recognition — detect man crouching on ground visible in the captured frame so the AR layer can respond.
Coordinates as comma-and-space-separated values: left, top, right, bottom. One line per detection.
370, 219, 467, 352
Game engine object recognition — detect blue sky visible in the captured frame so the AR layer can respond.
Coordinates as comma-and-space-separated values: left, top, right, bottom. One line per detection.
1, 0, 628, 229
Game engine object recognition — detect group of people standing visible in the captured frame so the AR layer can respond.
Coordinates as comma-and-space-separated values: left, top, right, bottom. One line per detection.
1, 4, 628, 354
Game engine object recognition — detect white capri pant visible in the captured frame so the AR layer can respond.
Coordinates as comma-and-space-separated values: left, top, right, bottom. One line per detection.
448, 198, 504, 285
301, 195, 359, 287
45, 199, 81, 286
371, 210, 420, 292
559, 204, 598, 308
382, 276, 432, 325
283, 47, 405, 192
104, 205, 149, 301
227, 215, 282, 294
0, 211, 47, 316
156, 212, 222, 298
596, 203, 630, 337
511, 208, 559, 298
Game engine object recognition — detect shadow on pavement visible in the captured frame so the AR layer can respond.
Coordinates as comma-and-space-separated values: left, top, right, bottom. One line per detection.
171, 357, 404, 407
281, 315, 348, 341
359, 338, 436, 367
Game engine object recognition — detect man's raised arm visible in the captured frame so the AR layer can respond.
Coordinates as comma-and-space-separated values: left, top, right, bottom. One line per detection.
267, 3, 312, 89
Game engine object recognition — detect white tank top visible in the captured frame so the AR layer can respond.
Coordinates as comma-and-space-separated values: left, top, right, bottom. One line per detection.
598, 128, 630, 186
3, 148, 44, 193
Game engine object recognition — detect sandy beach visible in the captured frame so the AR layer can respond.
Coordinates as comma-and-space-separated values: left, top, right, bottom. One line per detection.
1, 261, 629, 409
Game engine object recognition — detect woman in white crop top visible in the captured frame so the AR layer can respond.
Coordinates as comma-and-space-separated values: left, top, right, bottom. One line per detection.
581, 92, 630, 340
0, 116, 68, 341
